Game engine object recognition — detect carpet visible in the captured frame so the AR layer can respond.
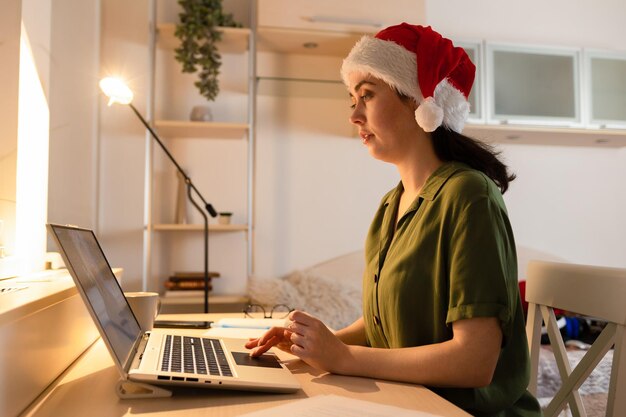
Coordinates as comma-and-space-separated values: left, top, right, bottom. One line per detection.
537, 346, 612, 417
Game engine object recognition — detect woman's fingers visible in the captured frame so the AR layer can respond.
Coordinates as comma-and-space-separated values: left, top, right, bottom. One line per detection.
287, 310, 325, 337
289, 310, 315, 326
246, 327, 284, 354
256, 326, 286, 346
290, 343, 305, 356
250, 335, 280, 357
247, 312, 343, 372
287, 312, 327, 343
247, 327, 299, 357
244, 338, 260, 349
290, 331, 306, 348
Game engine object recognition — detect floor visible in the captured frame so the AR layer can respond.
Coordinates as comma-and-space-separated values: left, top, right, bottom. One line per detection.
537, 346, 611, 416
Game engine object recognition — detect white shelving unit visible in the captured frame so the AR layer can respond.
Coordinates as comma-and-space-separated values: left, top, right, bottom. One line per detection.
153, 223, 248, 232
143, 1, 256, 311
153, 120, 249, 140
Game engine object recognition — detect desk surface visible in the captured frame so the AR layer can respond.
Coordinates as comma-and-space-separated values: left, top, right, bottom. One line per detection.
21, 314, 471, 417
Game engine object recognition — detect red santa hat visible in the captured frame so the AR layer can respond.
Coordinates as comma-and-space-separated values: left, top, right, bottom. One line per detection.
341, 23, 475, 133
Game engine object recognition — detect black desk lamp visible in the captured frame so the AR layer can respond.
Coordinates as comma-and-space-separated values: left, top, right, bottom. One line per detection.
100, 77, 217, 313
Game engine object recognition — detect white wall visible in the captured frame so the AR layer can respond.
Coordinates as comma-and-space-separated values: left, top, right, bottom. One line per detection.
47, 0, 101, 231
0, 0, 101, 273
98, 0, 149, 290
254, 89, 398, 278
426, 0, 626, 51
91, 1, 626, 294
0, 0, 21, 266
427, 0, 626, 271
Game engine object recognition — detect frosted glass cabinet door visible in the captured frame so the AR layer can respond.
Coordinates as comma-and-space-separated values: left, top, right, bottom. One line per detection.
487, 44, 580, 124
458, 42, 482, 121
588, 53, 626, 126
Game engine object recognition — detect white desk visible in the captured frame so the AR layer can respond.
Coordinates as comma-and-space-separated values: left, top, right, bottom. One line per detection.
20, 314, 471, 417
1, 269, 122, 417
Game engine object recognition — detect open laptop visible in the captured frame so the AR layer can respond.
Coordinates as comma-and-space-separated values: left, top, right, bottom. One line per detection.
47, 223, 300, 394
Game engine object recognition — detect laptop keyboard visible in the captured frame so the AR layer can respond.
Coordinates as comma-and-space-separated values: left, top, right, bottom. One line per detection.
161, 335, 233, 377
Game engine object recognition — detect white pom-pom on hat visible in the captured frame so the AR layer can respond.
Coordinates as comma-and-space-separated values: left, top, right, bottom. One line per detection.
341, 23, 475, 134
415, 97, 443, 133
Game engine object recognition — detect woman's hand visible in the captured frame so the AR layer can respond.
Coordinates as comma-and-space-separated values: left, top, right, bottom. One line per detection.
244, 311, 350, 373
246, 310, 351, 374
245, 326, 295, 356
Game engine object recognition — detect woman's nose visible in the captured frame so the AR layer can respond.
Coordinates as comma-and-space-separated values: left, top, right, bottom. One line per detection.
349, 104, 364, 125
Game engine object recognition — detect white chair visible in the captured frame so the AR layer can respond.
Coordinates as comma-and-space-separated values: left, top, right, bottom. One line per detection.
525, 260, 626, 417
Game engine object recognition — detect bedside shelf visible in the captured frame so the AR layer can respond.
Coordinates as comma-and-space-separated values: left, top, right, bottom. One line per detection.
156, 24, 250, 53
153, 224, 248, 232
154, 120, 249, 139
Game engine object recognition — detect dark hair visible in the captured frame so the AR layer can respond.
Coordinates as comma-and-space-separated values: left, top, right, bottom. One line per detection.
431, 127, 516, 194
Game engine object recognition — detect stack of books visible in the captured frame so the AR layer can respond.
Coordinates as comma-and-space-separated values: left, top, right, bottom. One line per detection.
164, 271, 220, 297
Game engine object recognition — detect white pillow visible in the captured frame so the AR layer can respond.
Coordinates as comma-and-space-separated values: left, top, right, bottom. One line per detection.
248, 251, 364, 330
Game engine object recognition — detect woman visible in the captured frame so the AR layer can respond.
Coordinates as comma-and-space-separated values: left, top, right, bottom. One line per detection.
246, 23, 541, 417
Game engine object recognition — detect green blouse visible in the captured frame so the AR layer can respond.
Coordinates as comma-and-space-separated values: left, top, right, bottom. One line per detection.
363, 162, 541, 417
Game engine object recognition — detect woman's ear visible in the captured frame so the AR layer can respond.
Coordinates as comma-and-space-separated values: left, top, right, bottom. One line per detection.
400, 95, 418, 112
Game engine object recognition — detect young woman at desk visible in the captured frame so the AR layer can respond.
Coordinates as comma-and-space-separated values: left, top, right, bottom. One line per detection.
246, 23, 541, 417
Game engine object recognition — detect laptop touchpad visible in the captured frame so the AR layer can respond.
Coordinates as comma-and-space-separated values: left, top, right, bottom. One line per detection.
231, 352, 283, 368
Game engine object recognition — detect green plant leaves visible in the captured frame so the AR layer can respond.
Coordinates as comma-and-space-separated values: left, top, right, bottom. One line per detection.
174, 0, 241, 101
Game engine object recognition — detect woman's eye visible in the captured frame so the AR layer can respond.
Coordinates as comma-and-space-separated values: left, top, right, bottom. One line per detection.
349, 92, 372, 109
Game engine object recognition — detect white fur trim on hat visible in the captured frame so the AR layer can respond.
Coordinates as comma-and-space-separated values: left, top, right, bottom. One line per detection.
432, 80, 470, 133
341, 36, 421, 101
341, 36, 470, 133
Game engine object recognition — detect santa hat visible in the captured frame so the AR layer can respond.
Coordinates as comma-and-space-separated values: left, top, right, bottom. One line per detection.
341, 23, 475, 133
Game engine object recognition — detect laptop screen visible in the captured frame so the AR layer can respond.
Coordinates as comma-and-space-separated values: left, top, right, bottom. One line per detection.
49, 224, 141, 369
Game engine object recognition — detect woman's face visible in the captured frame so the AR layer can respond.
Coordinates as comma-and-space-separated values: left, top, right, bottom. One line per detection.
347, 72, 420, 163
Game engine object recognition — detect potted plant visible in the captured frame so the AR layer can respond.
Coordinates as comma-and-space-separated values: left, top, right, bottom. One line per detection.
174, 0, 241, 101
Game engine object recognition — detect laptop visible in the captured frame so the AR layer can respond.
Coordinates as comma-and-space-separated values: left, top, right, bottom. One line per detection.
47, 223, 300, 394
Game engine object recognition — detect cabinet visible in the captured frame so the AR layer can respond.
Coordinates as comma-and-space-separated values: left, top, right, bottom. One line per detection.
586, 51, 626, 128
144, 1, 255, 307
486, 43, 581, 125
456, 41, 483, 123
0, 269, 122, 416
257, 0, 425, 33
255, 27, 626, 147
467, 43, 626, 147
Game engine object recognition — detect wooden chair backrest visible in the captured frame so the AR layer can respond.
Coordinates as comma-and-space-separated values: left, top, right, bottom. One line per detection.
525, 260, 626, 417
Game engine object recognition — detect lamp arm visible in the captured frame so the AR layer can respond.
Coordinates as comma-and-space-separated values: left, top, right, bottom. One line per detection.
187, 183, 211, 314
128, 103, 217, 218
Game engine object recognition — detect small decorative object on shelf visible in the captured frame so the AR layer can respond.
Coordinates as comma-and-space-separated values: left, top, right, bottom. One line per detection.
164, 271, 220, 292
174, 0, 241, 101
217, 212, 232, 225
189, 105, 213, 121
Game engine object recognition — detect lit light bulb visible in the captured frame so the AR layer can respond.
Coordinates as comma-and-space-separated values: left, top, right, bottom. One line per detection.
99, 77, 134, 106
